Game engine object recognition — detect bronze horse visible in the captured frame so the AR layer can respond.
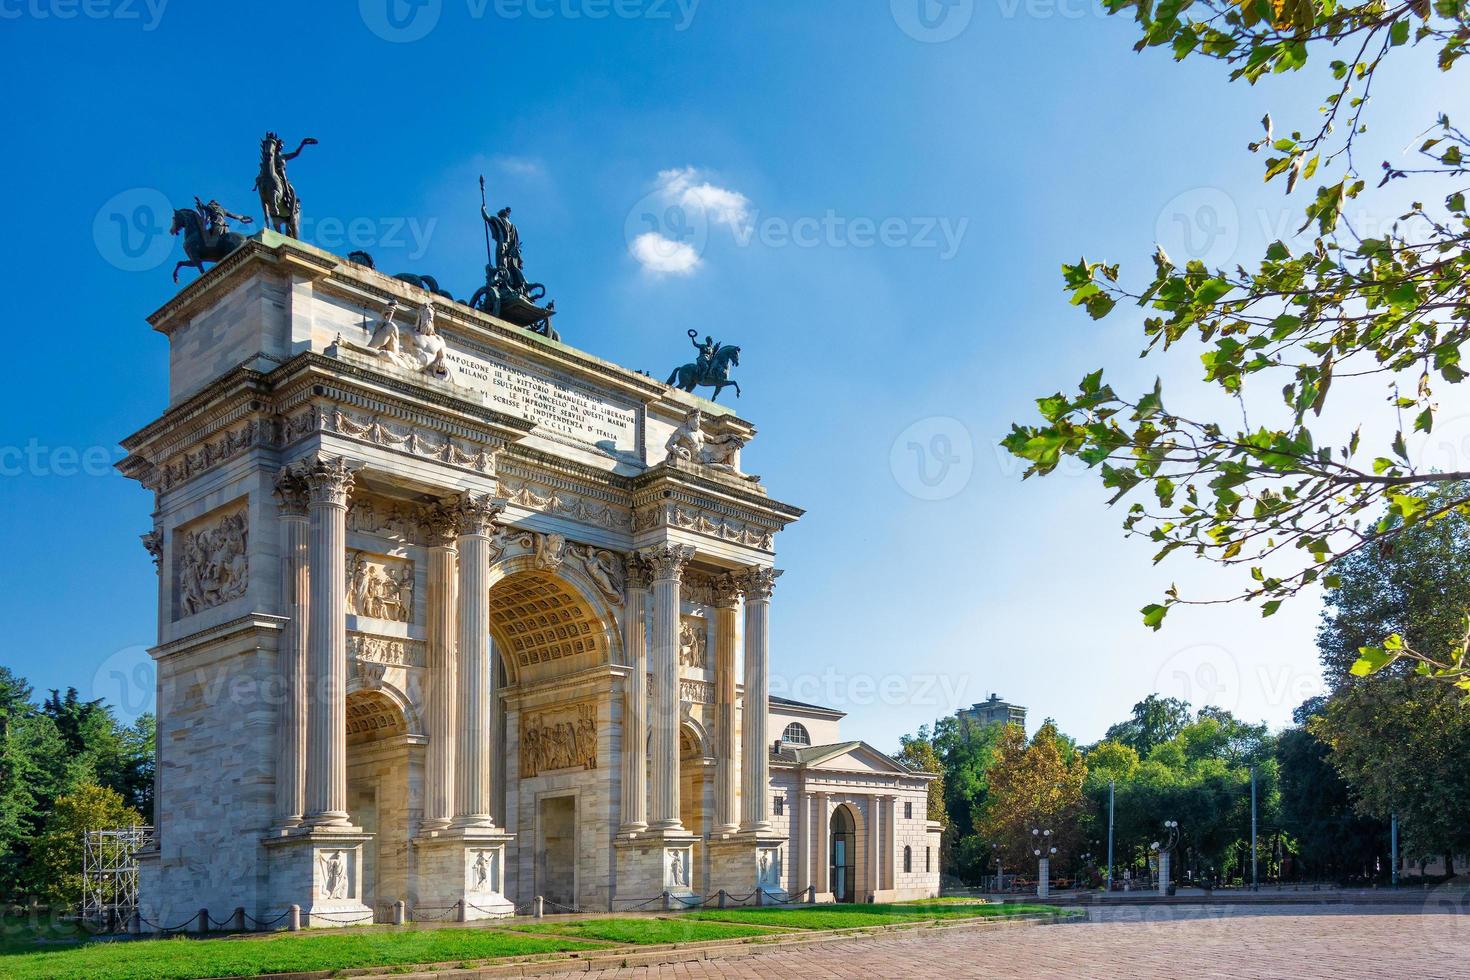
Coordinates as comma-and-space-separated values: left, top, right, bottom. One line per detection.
667, 343, 742, 401
170, 208, 247, 283
253, 132, 316, 238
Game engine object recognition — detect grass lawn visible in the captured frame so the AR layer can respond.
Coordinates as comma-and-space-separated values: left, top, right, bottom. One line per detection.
0, 927, 605, 980
686, 901, 1069, 931
504, 916, 780, 944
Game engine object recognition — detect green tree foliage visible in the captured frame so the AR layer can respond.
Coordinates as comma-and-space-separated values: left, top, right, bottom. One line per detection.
1276, 699, 1389, 881
1103, 695, 1193, 757
1002, 0, 1470, 685
976, 722, 1091, 870
0, 671, 154, 903
896, 727, 948, 827
1310, 492, 1470, 865
26, 783, 142, 908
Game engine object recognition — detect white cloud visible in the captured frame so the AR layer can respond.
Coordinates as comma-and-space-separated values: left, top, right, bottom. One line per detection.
493, 156, 547, 180
630, 231, 702, 276
656, 166, 752, 231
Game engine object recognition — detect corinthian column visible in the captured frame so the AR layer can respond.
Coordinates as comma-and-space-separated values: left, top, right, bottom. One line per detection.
421, 507, 458, 832
713, 574, 741, 834
303, 456, 355, 829
619, 557, 651, 834
272, 466, 310, 831
643, 543, 695, 833
740, 567, 781, 834
451, 493, 506, 830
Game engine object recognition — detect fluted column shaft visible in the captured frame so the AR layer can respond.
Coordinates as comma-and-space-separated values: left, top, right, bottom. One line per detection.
619, 559, 651, 833
713, 576, 741, 834
451, 494, 504, 829
273, 469, 310, 830
868, 795, 882, 897
740, 567, 781, 833
645, 544, 694, 832
303, 457, 354, 828
815, 792, 831, 893
422, 513, 458, 832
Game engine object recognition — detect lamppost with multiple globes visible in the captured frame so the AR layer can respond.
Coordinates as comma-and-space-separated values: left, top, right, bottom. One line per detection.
1031, 827, 1056, 899
1149, 819, 1180, 897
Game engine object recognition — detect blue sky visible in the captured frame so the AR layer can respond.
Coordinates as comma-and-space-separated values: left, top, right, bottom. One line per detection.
0, 1, 1458, 748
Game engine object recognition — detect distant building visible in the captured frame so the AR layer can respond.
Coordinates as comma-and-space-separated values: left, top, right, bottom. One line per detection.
959, 693, 1026, 730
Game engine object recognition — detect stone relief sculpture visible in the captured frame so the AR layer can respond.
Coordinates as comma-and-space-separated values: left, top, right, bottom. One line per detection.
665, 848, 692, 888
363, 300, 455, 382
758, 848, 782, 888
568, 543, 624, 605
347, 496, 426, 544
177, 508, 249, 616
320, 850, 347, 900
533, 532, 567, 571
520, 702, 597, 778
346, 551, 414, 623
471, 850, 491, 890
664, 409, 759, 482
678, 618, 708, 669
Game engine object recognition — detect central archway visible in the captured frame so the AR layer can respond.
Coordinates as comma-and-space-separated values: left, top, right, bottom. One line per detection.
345, 689, 414, 920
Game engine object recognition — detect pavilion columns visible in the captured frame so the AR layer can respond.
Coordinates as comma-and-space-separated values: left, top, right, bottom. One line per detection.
619, 558, 652, 834
713, 575, 741, 835
814, 791, 831, 894
420, 509, 459, 833
739, 568, 781, 834
272, 466, 311, 831
302, 456, 355, 830
868, 795, 882, 897
643, 544, 695, 833
450, 494, 506, 830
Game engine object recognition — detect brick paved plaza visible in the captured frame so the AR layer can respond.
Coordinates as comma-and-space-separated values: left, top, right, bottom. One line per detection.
525, 904, 1470, 979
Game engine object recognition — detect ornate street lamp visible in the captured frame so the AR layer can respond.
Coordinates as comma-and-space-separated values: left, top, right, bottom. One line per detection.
1149, 820, 1180, 897
1031, 827, 1056, 899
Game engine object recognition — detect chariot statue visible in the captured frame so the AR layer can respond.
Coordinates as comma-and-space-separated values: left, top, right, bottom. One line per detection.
468, 176, 558, 340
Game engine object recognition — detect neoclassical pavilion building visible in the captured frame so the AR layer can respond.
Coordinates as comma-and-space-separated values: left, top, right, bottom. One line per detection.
121, 233, 940, 925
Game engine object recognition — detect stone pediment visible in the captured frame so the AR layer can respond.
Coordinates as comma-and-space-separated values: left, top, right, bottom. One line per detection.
780, 741, 921, 777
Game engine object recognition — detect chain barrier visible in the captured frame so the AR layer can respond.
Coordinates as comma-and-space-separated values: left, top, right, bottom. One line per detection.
242, 909, 293, 929
307, 909, 375, 925
135, 914, 201, 934
407, 904, 461, 922
542, 899, 580, 914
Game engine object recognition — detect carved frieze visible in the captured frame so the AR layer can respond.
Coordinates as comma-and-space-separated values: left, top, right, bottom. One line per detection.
679, 678, 714, 704
520, 701, 598, 778
347, 632, 426, 668
634, 502, 776, 552
347, 550, 414, 623
175, 505, 249, 618
347, 496, 427, 545
331, 408, 497, 474
499, 477, 633, 532
153, 421, 264, 493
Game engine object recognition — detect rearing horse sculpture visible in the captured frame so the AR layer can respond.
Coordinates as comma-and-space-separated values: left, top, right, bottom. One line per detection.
253, 132, 317, 239
170, 208, 247, 283
667, 343, 742, 402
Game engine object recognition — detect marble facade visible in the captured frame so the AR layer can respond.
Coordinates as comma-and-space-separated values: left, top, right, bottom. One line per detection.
121, 232, 938, 928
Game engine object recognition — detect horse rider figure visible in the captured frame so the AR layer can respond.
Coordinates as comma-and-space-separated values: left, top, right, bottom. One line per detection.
692, 332, 720, 383
482, 203, 528, 295
195, 196, 251, 244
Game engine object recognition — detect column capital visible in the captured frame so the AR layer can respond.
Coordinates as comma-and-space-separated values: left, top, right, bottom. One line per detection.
303, 455, 356, 507
624, 554, 653, 592
740, 566, 783, 600
639, 544, 696, 583
140, 529, 163, 571
420, 502, 461, 549
273, 464, 311, 517
711, 572, 742, 609
451, 492, 506, 537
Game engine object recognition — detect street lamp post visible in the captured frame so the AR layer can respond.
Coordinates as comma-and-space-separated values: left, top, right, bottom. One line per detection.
1032, 827, 1056, 900
992, 843, 1004, 895
1150, 820, 1180, 897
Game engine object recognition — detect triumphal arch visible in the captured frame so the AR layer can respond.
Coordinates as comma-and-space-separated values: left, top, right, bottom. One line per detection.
122, 231, 939, 927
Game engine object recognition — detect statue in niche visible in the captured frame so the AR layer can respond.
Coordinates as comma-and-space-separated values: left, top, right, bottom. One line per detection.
178, 510, 249, 616
472, 850, 490, 890
320, 850, 347, 900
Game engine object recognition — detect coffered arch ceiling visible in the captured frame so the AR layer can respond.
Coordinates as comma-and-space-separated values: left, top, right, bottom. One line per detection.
488, 571, 611, 685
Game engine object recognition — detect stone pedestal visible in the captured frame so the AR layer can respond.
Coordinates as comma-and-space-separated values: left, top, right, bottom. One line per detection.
264, 832, 373, 928
706, 834, 788, 903
1157, 851, 1170, 897
1038, 856, 1050, 899
413, 830, 516, 920
614, 832, 700, 909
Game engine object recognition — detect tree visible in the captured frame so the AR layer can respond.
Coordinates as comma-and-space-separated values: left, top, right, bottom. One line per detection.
0, 668, 67, 897
976, 722, 1090, 870
1103, 695, 1192, 757
896, 727, 948, 827
1002, 0, 1470, 685
928, 714, 1005, 882
1310, 493, 1470, 866
26, 782, 143, 909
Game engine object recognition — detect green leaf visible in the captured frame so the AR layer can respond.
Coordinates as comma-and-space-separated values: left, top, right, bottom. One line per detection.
1349, 646, 1395, 676
1141, 603, 1169, 631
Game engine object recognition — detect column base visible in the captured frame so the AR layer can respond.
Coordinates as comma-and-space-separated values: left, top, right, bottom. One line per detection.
706, 834, 788, 903
263, 831, 373, 928
613, 831, 700, 910
413, 828, 516, 920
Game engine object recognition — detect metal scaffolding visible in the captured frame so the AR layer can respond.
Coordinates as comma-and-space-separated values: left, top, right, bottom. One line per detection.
82, 825, 153, 931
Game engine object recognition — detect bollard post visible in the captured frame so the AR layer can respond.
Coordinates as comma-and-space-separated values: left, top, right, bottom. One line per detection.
806, 885, 816, 904
755, 887, 763, 907
130, 909, 141, 935
233, 907, 245, 932
288, 904, 301, 931
393, 900, 406, 925
662, 890, 672, 912
197, 908, 209, 934
534, 896, 545, 919
718, 889, 727, 908
456, 899, 467, 923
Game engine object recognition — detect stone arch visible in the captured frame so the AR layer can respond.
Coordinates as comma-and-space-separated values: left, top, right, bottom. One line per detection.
344, 676, 422, 738
486, 554, 626, 686
344, 688, 414, 745
678, 713, 712, 760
